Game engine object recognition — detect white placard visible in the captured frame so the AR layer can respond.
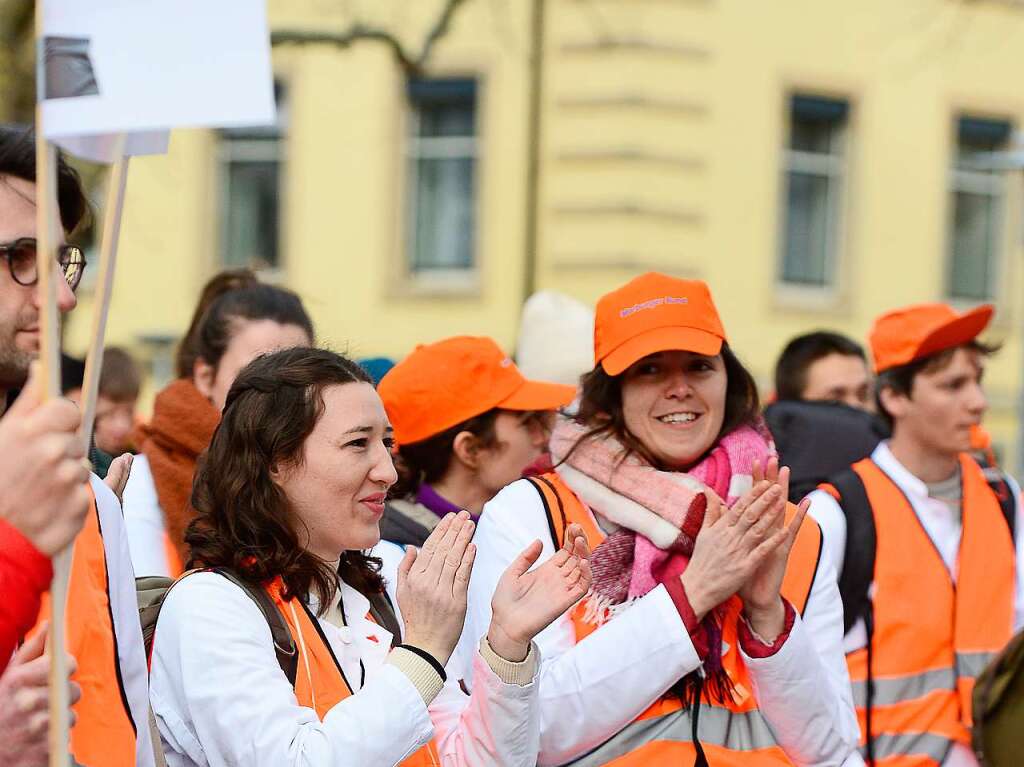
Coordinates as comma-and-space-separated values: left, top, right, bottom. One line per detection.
53, 131, 169, 163
41, 0, 275, 162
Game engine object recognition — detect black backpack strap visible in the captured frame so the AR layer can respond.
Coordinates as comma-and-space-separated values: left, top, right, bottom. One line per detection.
980, 464, 1017, 542
828, 467, 877, 636
213, 568, 298, 687
367, 589, 404, 647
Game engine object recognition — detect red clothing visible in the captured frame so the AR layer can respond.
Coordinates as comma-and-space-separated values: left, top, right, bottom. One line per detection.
669, 577, 794, 660
0, 519, 52, 672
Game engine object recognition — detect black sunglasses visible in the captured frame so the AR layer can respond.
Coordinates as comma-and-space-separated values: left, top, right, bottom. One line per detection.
0, 238, 86, 291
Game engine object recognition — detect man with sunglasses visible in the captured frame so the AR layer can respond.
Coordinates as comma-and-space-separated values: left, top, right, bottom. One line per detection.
0, 125, 155, 767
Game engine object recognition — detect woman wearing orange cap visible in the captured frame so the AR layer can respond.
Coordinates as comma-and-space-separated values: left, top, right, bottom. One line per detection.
148, 347, 593, 766
456, 273, 859, 765
376, 336, 576, 548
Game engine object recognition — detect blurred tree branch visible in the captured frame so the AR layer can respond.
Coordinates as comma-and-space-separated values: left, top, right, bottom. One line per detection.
271, 0, 471, 73
0, 0, 473, 126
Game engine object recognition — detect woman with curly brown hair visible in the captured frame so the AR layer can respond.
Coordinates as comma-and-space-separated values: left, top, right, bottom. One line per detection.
148, 347, 592, 766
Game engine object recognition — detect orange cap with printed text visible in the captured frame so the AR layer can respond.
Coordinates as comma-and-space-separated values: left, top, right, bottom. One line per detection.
594, 273, 728, 375
378, 335, 576, 445
869, 302, 994, 373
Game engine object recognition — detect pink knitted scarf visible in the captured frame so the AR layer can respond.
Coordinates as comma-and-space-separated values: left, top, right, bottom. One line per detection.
549, 416, 774, 617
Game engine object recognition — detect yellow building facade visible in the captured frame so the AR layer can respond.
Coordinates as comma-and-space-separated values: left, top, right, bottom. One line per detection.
65, 0, 1024, 464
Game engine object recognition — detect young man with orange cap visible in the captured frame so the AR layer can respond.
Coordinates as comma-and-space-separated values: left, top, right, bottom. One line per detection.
452, 273, 858, 765
808, 302, 1023, 767
376, 335, 575, 548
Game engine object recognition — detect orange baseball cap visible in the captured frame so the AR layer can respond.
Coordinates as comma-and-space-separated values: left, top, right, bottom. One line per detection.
869, 302, 994, 373
378, 335, 576, 445
594, 273, 728, 376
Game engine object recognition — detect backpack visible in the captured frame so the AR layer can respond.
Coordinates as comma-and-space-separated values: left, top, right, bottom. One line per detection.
137, 568, 403, 687
764, 399, 890, 504
972, 627, 1024, 766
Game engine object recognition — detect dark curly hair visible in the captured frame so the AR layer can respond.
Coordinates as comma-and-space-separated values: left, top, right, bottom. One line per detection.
186, 347, 384, 614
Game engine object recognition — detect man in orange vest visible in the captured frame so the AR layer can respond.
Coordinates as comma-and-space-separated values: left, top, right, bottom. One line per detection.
0, 125, 154, 767
808, 302, 1022, 767
0, 371, 93, 761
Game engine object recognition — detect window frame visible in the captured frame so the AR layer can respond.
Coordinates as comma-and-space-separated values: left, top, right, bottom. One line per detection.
216, 82, 288, 275
945, 115, 1013, 303
776, 94, 850, 299
401, 76, 481, 291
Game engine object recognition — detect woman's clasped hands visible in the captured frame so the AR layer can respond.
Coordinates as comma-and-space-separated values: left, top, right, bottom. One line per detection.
680, 458, 809, 640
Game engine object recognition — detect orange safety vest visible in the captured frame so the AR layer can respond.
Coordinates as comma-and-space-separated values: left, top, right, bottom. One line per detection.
265, 579, 442, 767
162, 530, 184, 577
31, 484, 138, 767
526, 472, 823, 766
822, 455, 1015, 766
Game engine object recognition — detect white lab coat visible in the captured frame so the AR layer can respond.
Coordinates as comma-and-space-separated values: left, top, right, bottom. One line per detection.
122, 454, 174, 577
91, 474, 157, 767
455, 477, 861, 766
149, 570, 542, 766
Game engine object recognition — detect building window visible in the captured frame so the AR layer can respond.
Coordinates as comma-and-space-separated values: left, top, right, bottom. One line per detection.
405, 78, 478, 275
947, 117, 1012, 301
779, 95, 849, 288
219, 83, 286, 270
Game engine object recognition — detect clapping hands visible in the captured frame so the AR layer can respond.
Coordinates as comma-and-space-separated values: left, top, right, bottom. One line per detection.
487, 523, 592, 662
397, 511, 477, 667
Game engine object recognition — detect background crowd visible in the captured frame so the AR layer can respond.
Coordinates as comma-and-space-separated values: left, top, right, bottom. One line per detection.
5, 1, 1024, 765
1, 123, 1021, 765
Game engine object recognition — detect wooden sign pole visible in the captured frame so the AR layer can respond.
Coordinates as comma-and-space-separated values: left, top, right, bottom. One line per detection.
78, 141, 129, 453
37, 3, 72, 763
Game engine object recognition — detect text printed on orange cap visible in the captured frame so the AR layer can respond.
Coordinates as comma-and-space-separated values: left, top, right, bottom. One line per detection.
619, 296, 689, 318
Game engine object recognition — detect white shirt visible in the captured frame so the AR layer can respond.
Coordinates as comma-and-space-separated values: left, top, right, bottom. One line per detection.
91, 473, 156, 767
371, 540, 408, 614
454, 477, 861, 767
122, 454, 173, 577
149, 571, 541, 767
807, 441, 1024, 767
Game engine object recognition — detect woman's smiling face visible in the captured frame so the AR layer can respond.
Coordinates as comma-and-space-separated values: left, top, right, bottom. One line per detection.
273, 382, 399, 559
620, 350, 727, 469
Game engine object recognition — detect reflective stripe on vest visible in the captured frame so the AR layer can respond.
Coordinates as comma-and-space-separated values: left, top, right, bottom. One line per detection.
864, 732, 954, 764
526, 472, 824, 766
956, 650, 997, 680
843, 455, 1015, 766
266, 579, 441, 767
851, 667, 956, 709
569, 704, 788, 767
31, 482, 141, 767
